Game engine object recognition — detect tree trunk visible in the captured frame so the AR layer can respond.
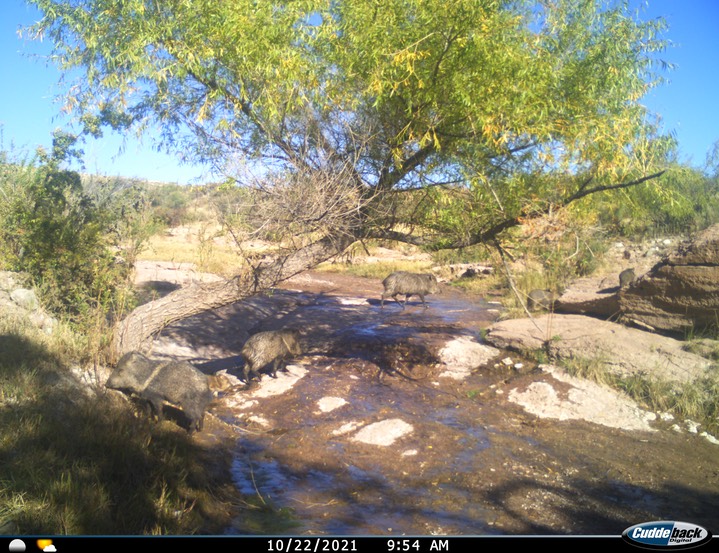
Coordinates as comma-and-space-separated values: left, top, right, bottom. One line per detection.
111, 232, 356, 359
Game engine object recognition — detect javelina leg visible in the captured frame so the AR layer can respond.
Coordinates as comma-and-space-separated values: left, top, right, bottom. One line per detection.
269, 359, 281, 378
278, 359, 290, 375
243, 364, 261, 384
419, 294, 428, 308
145, 396, 164, 422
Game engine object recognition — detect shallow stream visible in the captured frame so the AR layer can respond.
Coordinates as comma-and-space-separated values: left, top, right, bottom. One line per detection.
154, 271, 719, 535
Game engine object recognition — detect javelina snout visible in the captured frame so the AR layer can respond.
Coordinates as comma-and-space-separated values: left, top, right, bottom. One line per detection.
106, 351, 211, 433
240, 329, 303, 383
380, 271, 440, 309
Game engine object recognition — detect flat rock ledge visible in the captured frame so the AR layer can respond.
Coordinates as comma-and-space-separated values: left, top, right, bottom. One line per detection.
485, 314, 712, 385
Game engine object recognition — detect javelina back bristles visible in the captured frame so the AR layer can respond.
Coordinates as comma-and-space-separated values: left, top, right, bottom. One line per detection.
106, 351, 212, 433
240, 329, 303, 383
380, 271, 440, 309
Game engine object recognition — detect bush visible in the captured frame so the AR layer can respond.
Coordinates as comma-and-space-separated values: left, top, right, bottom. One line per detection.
0, 133, 135, 324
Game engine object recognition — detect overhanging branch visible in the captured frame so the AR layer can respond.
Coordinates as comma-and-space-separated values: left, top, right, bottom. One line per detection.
366, 170, 667, 250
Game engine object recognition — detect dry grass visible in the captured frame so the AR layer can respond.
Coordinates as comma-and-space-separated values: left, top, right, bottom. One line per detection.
137, 222, 247, 277
0, 309, 238, 535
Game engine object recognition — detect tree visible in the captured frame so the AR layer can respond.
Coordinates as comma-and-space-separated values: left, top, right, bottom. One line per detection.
26, 0, 673, 356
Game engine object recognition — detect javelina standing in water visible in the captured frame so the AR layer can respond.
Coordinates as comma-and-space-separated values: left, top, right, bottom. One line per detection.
240, 329, 303, 383
380, 271, 440, 309
619, 267, 636, 288
527, 289, 556, 311
106, 351, 211, 433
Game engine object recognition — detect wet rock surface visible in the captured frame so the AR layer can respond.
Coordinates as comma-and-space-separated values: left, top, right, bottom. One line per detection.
141, 268, 719, 536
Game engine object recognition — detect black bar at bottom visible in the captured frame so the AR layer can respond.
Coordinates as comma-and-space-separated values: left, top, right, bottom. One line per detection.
4, 535, 717, 553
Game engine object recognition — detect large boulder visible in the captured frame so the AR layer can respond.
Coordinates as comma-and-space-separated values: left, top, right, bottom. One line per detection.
554, 276, 620, 317
619, 224, 719, 335
485, 314, 711, 385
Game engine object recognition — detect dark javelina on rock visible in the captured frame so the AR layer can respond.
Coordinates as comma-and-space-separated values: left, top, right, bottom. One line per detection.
619, 267, 636, 288
527, 289, 556, 311
106, 351, 211, 433
240, 329, 303, 383
381, 271, 440, 309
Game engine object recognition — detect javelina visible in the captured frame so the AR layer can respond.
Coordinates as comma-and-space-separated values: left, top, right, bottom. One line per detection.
380, 271, 440, 309
527, 289, 556, 311
240, 329, 303, 383
619, 268, 636, 288
106, 351, 211, 433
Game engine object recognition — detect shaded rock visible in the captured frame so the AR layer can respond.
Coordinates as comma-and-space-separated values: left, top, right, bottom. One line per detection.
485, 314, 711, 384
554, 276, 621, 317
619, 224, 719, 334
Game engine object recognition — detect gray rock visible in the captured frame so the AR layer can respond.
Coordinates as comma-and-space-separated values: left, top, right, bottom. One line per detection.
10, 288, 38, 311
485, 314, 711, 385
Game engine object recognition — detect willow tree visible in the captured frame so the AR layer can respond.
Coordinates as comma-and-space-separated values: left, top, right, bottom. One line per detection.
26, 0, 672, 356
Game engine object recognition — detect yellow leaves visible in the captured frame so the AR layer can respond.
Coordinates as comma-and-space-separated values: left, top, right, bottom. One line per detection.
195, 96, 210, 124
391, 47, 430, 75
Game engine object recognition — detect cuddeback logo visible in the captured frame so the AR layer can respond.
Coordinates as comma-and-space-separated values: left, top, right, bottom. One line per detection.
623, 521, 713, 550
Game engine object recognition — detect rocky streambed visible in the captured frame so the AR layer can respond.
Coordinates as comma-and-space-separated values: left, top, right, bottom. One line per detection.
138, 268, 719, 536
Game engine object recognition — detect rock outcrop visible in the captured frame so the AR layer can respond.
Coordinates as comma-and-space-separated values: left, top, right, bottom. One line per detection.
619, 224, 719, 335
485, 314, 712, 385
0, 271, 56, 334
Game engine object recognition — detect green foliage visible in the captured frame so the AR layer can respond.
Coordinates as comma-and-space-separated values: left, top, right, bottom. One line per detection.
147, 183, 191, 227
0, 133, 143, 324
583, 162, 719, 237
26, 0, 675, 251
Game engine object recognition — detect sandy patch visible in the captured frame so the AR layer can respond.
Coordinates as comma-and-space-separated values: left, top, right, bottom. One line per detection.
316, 397, 348, 413
351, 419, 414, 446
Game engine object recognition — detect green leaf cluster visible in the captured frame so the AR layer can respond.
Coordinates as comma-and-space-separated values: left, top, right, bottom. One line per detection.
26, 0, 676, 248
0, 133, 140, 322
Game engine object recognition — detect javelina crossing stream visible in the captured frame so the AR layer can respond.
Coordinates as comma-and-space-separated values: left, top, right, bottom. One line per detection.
380, 271, 440, 309
240, 329, 303, 383
106, 351, 212, 433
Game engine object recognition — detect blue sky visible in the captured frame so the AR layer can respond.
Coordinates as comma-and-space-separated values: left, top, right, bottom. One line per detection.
1, 1, 718, 185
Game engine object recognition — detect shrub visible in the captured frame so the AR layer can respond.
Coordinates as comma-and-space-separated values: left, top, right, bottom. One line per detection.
0, 132, 134, 324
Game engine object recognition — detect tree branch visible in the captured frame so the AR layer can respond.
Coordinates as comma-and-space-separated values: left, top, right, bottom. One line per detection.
367, 170, 667, 249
